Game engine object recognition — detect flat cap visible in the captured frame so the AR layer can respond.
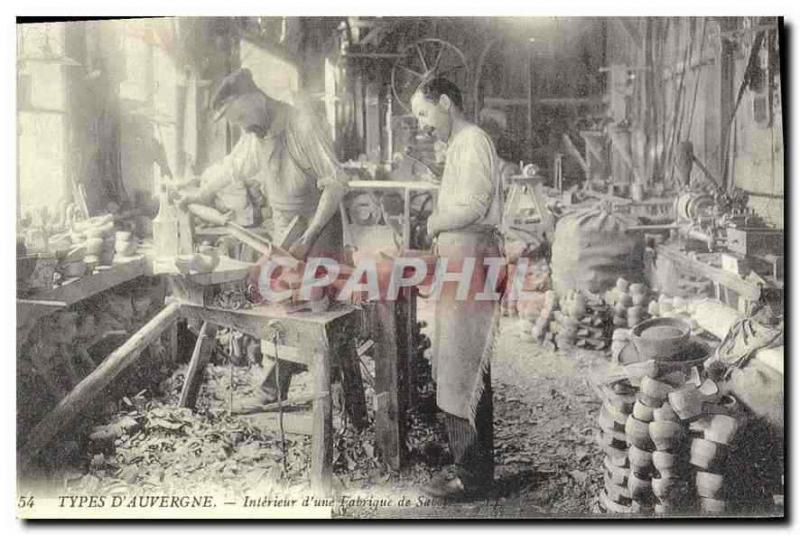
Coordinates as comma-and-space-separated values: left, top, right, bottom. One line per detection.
210, 68, 260, 122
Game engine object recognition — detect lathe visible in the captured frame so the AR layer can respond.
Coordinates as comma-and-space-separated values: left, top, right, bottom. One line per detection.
629, 189, 784, 313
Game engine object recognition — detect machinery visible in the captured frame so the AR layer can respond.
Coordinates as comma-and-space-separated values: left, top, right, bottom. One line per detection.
338, 37, 470, 256
501, 165, 556, 246
340, 180, 438, 255
669, 189, 782, 257
633, 188, 783, 289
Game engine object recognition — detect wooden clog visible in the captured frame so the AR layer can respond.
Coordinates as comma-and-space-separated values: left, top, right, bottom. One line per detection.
690, 438, 728, 470
653, 403, 680, 422
641, 376, 675, 402
625, 415, 655, 450
633, 398, 656, 422
651, 475, 682, 500
627, 473, 653, 502
696, 471, 725, 499
703, 414, 739, 445
649, 421, 685, 451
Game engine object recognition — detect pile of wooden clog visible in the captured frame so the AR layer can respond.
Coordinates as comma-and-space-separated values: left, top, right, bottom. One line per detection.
605, 278, 655, 329
551, 290, 611, 351
597, 378, 636, 513
684, 394, 741, 515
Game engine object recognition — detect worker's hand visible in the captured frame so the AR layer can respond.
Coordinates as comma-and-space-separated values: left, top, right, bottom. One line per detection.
426, 213, 442, 238
174, 190, 206, 210
288, 239, 311, 261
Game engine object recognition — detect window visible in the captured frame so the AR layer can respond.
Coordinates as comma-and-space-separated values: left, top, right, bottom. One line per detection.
17, 23, 70, 218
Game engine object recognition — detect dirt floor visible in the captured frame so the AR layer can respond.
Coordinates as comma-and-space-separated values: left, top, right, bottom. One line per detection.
344, 311, 608, 519
22, 299, 783, 519
27, 297, 613, 519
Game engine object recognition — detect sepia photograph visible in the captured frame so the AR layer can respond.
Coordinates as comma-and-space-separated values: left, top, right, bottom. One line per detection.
13, 15, 785, 520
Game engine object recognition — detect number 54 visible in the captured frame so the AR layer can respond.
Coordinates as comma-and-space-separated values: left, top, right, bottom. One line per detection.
18, 496, 34, 508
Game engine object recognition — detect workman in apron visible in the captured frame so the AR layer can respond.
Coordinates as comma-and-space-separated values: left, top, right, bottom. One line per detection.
410, 77, 504, 499
177, 68, 348, 405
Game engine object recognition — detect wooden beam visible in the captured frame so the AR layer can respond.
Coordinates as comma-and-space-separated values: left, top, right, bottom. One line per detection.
20, 301, 181, 467
717, 18, 737, 189
168, 319, 179, 363
365, 83, 381, 163
178, 321, 218, 409
400, 288, 418, 410
371, 301, 407, 470
338, 337, 368, 430
343, 52, 405, 59
483, 97, 603, 108
609, 128, 645, 184
656, 244, 763, 301
234, 393, 317, 415
527, 39, 537, 160
23, 258, 147, 309
241, 412, 314, 436
176, 303, 357, 367
310, 341, 332, 492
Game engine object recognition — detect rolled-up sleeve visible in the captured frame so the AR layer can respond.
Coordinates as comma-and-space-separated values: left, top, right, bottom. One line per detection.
287, 110, 348, 190
200, 133, 262, 195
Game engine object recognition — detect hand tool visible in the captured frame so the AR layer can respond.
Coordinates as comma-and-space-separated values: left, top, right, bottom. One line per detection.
186, 204, 297, 260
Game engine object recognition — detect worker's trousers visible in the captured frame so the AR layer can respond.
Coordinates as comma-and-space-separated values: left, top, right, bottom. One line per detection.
443, 369, 494, 488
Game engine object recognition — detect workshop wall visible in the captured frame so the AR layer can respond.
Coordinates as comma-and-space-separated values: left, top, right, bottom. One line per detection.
337, 17, 607, 173
729, 26, 784, 228
605, 17, 784, 227
605, 18, 720, 190
435, 17, 607, 167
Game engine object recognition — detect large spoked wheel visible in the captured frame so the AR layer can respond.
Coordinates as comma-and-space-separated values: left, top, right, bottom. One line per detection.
391, 38, 469, 115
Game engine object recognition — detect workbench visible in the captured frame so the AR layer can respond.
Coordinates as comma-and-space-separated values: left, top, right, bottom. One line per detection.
166, 256, 416, 479
167, 257, 366, 492
19, 246, 417, 493
17, 256, 149, 344
20, 256, 367, 494
652, 242, 781, 310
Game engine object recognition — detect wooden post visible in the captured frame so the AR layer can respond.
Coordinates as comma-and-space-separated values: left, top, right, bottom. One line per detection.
20, 301, 181, 467
403, 188, 411, 250
401, 288, 418, 410
527, 38, 537, 161
372, 301, 408, 470
178, 321, 218, 409
310, 344, 333, 493
168, 320, 179, 363
338, 336, 369, 430
365, 83, 381, 163
717, 18, 737, 189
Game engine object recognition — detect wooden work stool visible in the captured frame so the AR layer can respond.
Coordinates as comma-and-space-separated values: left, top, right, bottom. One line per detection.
163, 259, 366, 493
173, 299, 366, 493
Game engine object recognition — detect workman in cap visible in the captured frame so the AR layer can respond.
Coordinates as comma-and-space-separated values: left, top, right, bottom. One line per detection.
177, 67, 348, 405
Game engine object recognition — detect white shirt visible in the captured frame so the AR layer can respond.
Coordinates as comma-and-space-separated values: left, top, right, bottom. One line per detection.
436, 124, 502, 230
200, 105, 347, 215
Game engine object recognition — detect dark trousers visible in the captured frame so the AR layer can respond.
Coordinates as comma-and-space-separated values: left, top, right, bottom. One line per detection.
443, 369, 494, 487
